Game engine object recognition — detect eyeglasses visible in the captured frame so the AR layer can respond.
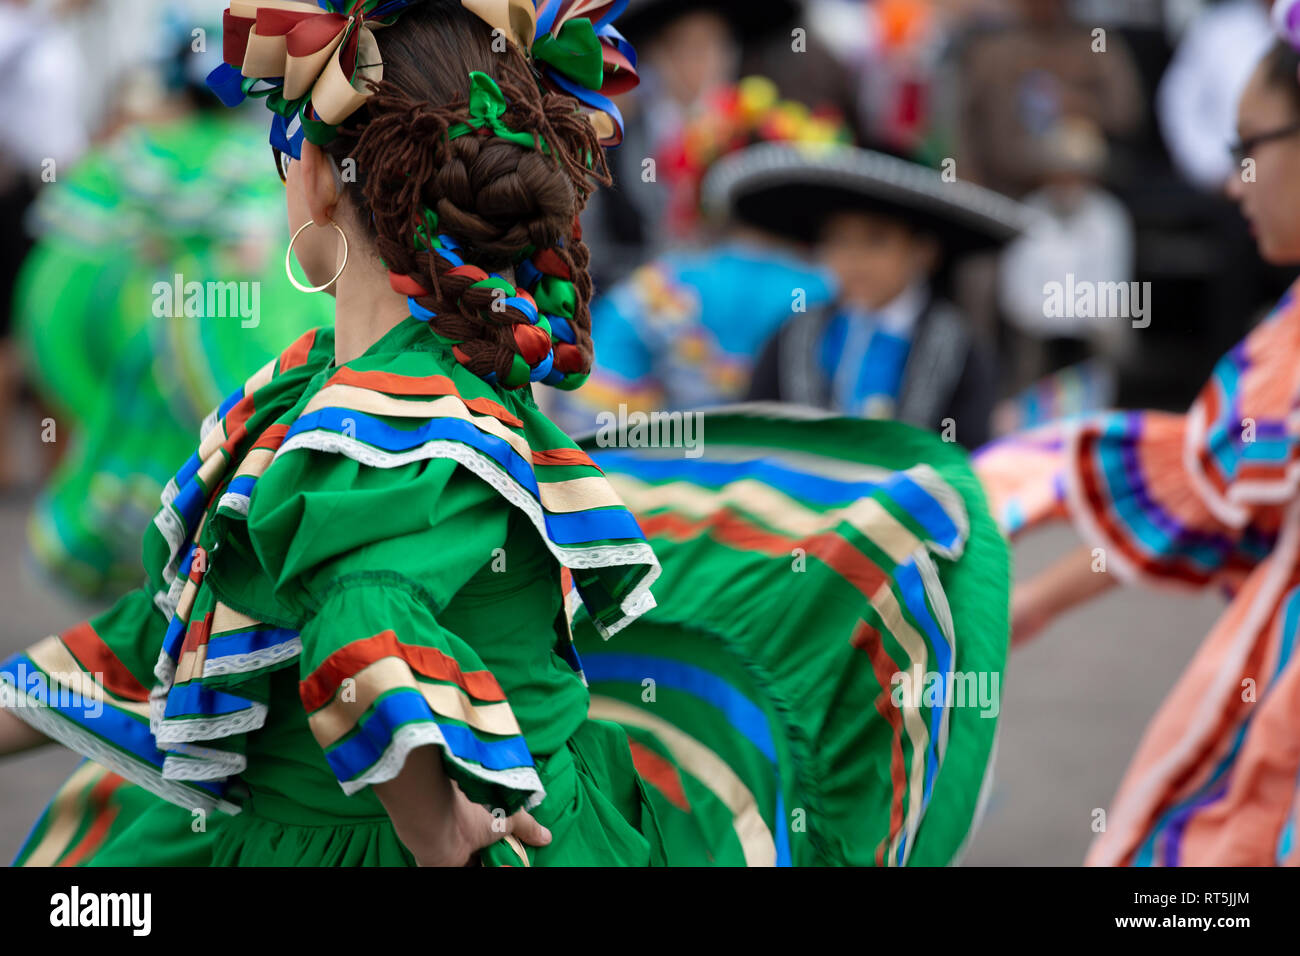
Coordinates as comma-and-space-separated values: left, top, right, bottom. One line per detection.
272, 145, 291, 184
1228, 121, 1300, 166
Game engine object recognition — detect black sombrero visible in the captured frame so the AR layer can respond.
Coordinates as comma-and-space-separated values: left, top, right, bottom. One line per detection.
619, 0, 801, 44
701, 142, 1037, 255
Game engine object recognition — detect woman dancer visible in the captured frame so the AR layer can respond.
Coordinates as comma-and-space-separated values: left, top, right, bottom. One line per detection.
977, 8, 1300, 865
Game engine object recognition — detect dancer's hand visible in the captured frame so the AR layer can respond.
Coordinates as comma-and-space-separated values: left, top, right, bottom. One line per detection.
373, 744, 551, 867
414, 783, 551, 867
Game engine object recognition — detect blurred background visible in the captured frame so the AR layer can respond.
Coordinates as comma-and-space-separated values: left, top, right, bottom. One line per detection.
0, 0, 1284, 864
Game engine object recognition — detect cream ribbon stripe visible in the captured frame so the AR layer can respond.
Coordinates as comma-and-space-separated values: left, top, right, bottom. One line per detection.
20, 760, 107, 867
608, 473, 922, 566
297, 384, 628, 513
588, 694, 777, 867
211, 602, 262, 635
308, 656, 523, 747
27, 636, 151, 719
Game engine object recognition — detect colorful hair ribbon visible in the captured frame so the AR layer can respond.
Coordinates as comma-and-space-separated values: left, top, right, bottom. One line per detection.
209, 0, 640, 154
207, 0, 424, 158
447, 72, 553, 153
530, 0, 638, 146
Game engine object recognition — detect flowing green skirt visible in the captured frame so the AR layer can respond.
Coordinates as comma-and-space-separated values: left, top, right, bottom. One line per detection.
12, 410, 1008, 866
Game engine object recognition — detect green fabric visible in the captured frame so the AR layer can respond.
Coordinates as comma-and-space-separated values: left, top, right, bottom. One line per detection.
7, 314, 1007, 866
573, 412, 1011, 866
11, 760, 218, 867
531, 19, 605, 91
86, 797, 221, 867
447, 71, 551, 153
56, 317, 655, 865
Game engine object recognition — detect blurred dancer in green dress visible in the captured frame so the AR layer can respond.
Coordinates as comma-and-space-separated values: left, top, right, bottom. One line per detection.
15, 13, 330, 597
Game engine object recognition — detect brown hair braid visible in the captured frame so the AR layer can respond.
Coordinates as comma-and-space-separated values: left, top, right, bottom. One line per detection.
324, 0, 611, 387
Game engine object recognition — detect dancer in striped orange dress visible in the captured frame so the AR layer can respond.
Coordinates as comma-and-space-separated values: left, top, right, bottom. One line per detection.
975, 14, 1300, 865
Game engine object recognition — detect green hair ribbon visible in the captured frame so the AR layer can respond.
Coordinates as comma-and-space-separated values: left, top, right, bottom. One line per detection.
447, 72, 551, 155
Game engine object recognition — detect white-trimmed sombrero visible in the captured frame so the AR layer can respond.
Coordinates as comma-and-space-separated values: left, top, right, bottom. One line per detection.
701, 142, 1037, 254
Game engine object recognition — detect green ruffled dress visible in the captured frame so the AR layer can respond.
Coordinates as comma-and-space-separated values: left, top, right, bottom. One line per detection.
4, 317, 1009, 866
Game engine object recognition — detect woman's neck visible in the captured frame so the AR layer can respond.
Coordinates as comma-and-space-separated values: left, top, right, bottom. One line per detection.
332, 239, 413, 365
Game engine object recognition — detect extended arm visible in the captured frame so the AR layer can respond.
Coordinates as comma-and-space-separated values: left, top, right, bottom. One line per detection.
0, 707, 51, 756
1011, 543, 1119, 647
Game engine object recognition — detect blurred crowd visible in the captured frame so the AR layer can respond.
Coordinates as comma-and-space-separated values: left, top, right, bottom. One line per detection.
0, 0, 1294, 592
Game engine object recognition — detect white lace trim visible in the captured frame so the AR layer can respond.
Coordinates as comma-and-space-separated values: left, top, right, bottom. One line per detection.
163, 745, 247, 780
596, 579, 657, 640
154, 702, 268, 744
149, 654, 269, 746
203, 637, 302, 678
914, 549, 958, 769
153, 503, 188, 585
152, 649, 176, 689
337, 721, 546, 811
216, 492, 250, 517
914, 549, 957, 648
200, 407, 221, 444
904, 463, 970, 559
151, 577, 187, 638
276, 431, 662, 632
160, 476, 180, 510
153, 588, 177, 620
0, 675, 240, 815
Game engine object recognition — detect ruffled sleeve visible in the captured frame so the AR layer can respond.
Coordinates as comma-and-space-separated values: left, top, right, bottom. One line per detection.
979, 285, 1300, 590
1060, 410, 1273, 589
0, 587, 237, 813
978, 404, 1278, 591
296, 570, 545, 812
1065, 284, 1300, 588
249, 449, 550, 813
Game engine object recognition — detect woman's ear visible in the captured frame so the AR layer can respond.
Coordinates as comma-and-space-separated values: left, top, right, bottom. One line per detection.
299, 141, 341, 226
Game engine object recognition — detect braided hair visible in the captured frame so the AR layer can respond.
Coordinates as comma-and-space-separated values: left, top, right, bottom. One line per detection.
324, 0, 610, 390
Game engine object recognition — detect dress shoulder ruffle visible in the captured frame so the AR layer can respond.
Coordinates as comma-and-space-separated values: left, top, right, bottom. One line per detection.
258, 342, 659, 635
5, 321, 661, 818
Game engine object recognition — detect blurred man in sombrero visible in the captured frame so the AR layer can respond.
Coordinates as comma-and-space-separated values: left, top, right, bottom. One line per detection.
587, 0, 860, 284
549, 76, 849, 433
731, 140, 1035, 448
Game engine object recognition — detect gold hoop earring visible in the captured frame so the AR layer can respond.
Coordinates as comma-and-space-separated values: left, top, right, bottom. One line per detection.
285, 219, 348, 294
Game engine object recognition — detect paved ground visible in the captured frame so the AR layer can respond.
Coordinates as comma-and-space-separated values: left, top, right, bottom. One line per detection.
0, 417, 1223, 865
